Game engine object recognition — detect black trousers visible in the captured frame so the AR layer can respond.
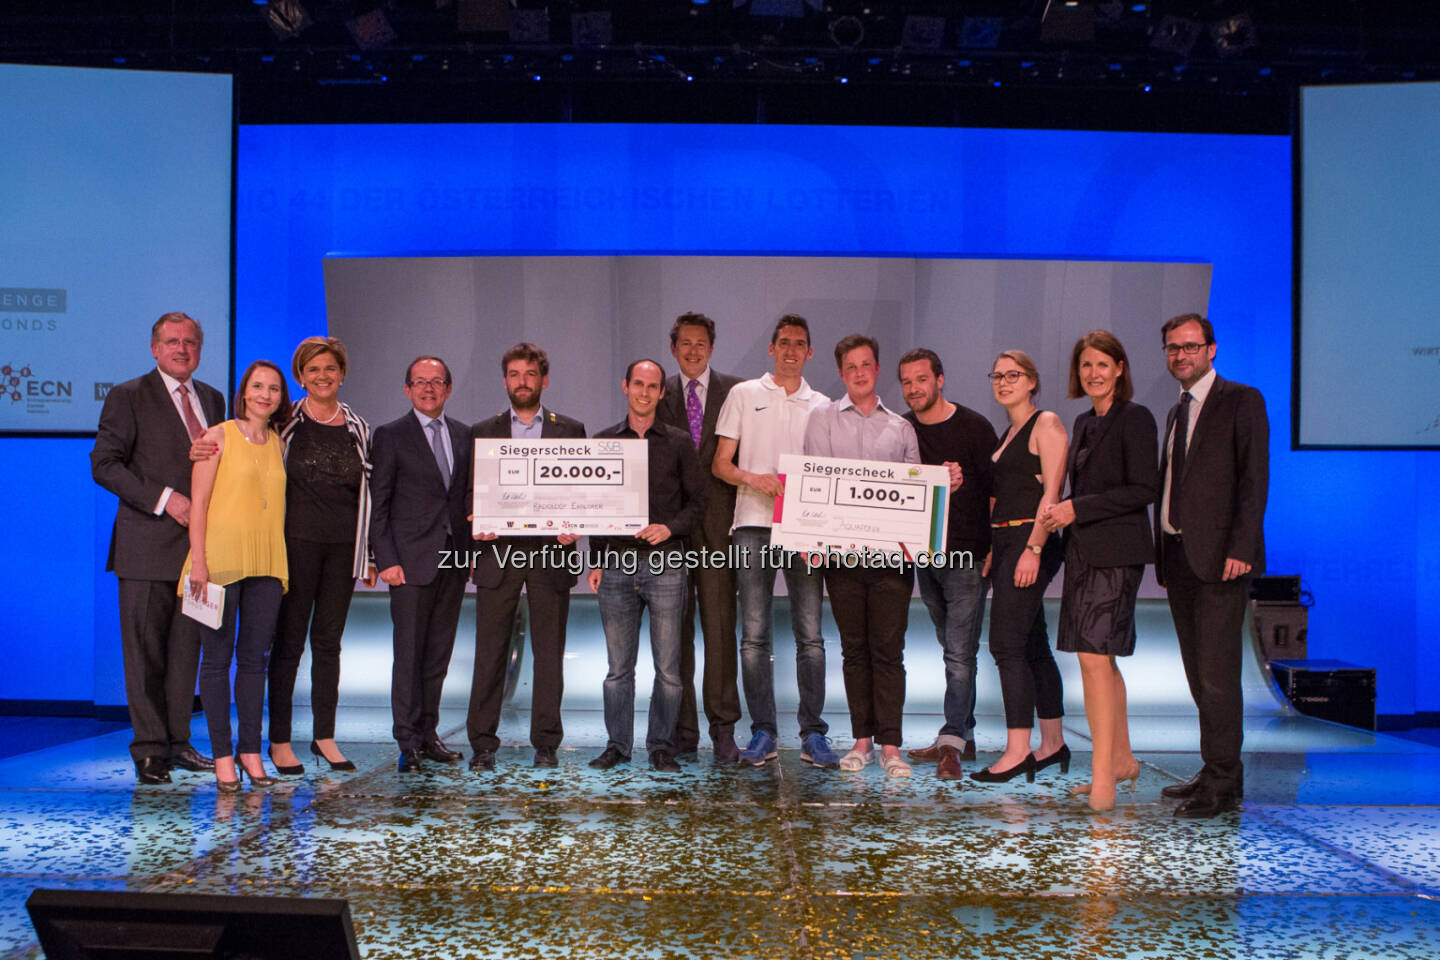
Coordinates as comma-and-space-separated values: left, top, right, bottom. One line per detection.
269, 538, 358, 743
467, 568, 569, 752
198, 576, 283, 756
389, 568, 465, 751
823, 565, 913, 746
1163, 536, 1248, 794
117, 578, 201, 762
675, 529, 741, 750
987, 527, 1064, 730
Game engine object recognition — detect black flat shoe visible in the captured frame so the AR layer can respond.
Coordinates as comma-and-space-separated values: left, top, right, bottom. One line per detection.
969, 753, 1037, 784
1033, 744, 1071, 775
310, 741, 356, 772
268, 745, 304, 776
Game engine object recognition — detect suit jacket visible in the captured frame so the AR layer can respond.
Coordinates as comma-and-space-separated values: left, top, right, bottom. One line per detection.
656, 369, 740, 548
1155, 375, 1269, 585
1063, 400, 1158, 568
469, 408, 587, 589
91, 369, 226, 581
369, 410, 473, 587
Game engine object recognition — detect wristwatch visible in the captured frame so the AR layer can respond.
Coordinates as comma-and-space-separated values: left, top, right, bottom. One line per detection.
1027, 544, 1042, 555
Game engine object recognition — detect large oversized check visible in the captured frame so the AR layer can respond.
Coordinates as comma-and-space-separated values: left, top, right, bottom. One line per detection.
472, 438, 649, 536
772, 454, 950, 561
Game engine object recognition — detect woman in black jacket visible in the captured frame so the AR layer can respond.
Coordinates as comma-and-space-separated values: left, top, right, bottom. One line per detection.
1041, 331, 1158, 811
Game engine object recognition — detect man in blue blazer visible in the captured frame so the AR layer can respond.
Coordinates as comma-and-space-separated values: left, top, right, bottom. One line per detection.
1155, 314, 1269, 818
466, 343, 585, 771
92, 312, 226, 784
370, 356, 473, 772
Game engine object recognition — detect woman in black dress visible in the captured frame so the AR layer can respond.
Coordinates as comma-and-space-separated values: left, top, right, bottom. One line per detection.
972, 349, 1070, 784
1041, 330, 1158, 811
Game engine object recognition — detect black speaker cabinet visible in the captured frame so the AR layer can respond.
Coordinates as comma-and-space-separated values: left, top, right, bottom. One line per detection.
1270, 658, 1376, 731
1250, 600, 1308, 661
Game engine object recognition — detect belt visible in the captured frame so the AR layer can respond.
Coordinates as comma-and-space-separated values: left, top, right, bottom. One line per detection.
991, 518, 1034, 528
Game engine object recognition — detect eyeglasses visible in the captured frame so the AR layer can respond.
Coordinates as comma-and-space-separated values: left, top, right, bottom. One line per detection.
159, 338, 200, 350
1164, 342, 1208, 357
987, 370, 1027, 384
407, 378, 449, 389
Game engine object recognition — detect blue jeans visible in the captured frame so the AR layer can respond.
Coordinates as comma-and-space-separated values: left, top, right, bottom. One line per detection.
597, 562, 687, 756
916, 561, 987, 744
732, 526, 827, 739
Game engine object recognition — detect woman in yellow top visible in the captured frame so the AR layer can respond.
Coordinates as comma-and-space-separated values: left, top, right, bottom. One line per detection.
184, 360, 290, 791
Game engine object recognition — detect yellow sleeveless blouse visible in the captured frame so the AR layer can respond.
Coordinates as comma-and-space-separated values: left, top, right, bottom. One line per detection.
180, 420, 289, 592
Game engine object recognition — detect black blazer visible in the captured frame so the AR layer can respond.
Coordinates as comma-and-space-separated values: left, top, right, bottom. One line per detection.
1155, 375, 1269, 585
468, 408, 587, 589
1063, 400, 1158, 568
91, 369, 226, 580
369, 410, 472, 587
656, 369, 740, 547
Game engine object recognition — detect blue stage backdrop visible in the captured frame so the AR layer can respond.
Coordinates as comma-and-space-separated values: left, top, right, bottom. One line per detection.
5, 122, 1434, 721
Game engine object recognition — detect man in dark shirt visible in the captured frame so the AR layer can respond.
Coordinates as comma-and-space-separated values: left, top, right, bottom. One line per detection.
587, 359, 707, 773
898, 348, 998, 780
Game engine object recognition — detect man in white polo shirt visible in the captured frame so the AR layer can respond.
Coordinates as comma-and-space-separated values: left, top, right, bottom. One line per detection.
711, 314, 838, 768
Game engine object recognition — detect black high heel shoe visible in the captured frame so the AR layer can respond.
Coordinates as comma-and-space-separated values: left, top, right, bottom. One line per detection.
310, 741, 356, 772
268, 745, 304, 777
1033, 744, 1071, 775
235, 752, 277, 787
970, 752, 1037, 783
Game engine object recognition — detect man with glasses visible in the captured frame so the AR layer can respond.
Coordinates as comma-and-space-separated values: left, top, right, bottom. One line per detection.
371, 356, 473, 772
92, 313, 226, 784
1155, 314, 1269, 818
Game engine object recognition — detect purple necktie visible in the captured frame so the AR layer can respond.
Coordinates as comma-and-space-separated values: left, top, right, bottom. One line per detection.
685, 379, 703, 449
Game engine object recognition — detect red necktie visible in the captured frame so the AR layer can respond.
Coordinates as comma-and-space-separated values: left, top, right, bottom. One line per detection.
177, 383, 204, 441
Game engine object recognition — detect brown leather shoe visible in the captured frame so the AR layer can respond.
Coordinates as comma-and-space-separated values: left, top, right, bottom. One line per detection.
936, 745, 964, 780
960, 740, 976, 761
907, 743, 942, 763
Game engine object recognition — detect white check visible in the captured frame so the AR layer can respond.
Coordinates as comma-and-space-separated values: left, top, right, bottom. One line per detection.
472, 438, 649, 536
772, 454, 950, 560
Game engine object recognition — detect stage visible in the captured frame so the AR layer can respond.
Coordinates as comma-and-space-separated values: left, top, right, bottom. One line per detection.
1, 598, 1438, 959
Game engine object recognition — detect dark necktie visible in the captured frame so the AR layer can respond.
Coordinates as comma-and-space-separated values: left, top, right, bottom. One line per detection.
685, 379, 703, 449
176, 383, 204, 441
428, 419, 450, 489
1167, 391, 1193, 531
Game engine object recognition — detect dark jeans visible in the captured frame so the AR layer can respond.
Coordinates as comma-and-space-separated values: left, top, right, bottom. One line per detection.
916, 560, 987, 744
269, 538, 357, 743
117, 578, 201, 762
1164, 535, 1248, 794
467, 567, 569, 752
732, 526, 828, 739
824, 565, 913, 746
987, 527, 1064, 729
675, 530, 740, 750
198, 576, 283, 756
389, 569, 465, 751
597, 563, 687, 756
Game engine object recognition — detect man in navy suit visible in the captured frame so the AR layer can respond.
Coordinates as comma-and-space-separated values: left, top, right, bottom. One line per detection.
1155, 314, 1269, 818
92, 312, 226, 784
655, 313, 743, 763
370, 356, 473, 772
466, 343, 585, 772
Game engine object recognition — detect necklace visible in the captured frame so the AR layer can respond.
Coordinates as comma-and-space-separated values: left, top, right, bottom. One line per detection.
236, 420, 273, 509
305, 397, 342, 425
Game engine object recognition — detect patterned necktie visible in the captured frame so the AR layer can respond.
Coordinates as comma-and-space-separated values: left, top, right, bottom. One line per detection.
428, 419, 450, 488
1167, 391, 1193, 531
685, 378, 703, 449
176, 383, 204, 441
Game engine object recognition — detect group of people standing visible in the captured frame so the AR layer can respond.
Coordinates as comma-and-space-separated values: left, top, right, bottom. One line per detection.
92, 307, 1266, 820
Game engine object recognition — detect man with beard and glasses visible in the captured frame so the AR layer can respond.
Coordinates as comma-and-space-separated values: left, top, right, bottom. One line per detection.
466, 343, 586, 771
897, 348, 998, 780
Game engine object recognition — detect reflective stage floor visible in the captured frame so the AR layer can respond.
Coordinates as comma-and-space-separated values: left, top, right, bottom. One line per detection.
3, 598, 1438, 959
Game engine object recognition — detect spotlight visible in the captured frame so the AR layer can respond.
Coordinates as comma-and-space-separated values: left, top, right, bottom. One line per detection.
263, 0, 311, 40
959, 16, 1002, 49
828, 15, 864, 48
571, 11, 613, 46
1150, 15, 1201, 56
1211, 13, 1258, 57
901, 15, 946, 51
344, 8, 395, 49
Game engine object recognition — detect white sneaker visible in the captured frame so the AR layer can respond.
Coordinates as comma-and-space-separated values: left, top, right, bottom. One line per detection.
839, 747, 872, 772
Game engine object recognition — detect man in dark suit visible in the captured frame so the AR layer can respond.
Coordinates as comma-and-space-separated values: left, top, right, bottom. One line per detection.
656, 313, 743, 763
370, 356, 473, 773
91, 312, 225, 784
1155, 313, 1269, 818
466, 343, 585, 771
